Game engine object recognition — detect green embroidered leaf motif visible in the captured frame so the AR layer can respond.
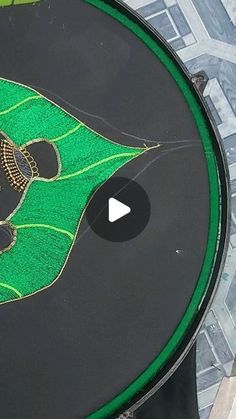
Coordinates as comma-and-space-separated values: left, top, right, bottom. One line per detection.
0, 0, 40, 6
0, 78, 145, 303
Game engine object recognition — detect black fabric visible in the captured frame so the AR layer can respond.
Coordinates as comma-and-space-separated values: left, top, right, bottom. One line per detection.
0, 1, 218, 418
27, 141, 59, 179
0, 223, 15, 252
136, 346, 199, 419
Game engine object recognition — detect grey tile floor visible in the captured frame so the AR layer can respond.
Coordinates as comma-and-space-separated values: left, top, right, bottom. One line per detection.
124, 0, 236, 417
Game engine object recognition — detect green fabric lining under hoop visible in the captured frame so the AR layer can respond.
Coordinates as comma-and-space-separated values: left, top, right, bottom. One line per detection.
85, 1, 221, 418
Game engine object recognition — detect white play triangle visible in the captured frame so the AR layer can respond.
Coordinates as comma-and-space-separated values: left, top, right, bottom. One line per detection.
108, 197, 131, 223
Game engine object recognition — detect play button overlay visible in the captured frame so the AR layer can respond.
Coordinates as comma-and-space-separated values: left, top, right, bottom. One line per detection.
86, 177, 150, 242
108, 198, 131, 223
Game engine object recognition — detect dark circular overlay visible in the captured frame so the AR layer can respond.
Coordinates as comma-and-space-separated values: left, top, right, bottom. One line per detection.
86, 177, 151, 242
0, 1, 228, 419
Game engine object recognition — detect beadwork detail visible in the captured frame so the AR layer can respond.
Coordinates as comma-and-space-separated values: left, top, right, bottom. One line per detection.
0, 136, 39, 192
